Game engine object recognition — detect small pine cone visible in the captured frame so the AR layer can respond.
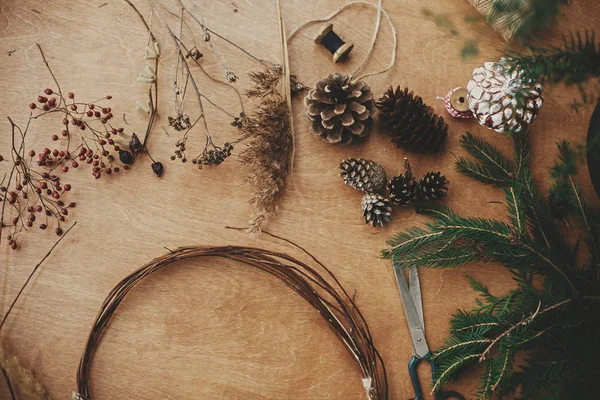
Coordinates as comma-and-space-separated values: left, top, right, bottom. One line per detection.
419, 172, 449, 200
305, 73, 375, 144
339, 158, 386, 193
376, 86, 448, 152
388, 174, 418, 205
361, 193, 392, 227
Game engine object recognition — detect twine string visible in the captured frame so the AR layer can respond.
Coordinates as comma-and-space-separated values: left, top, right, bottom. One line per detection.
287, 0, 397, 82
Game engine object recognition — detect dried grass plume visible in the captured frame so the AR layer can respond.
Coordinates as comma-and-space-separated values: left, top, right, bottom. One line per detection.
0, 343, 50, 400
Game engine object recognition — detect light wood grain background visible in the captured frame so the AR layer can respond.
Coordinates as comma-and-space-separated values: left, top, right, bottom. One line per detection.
0, 0, 599, 399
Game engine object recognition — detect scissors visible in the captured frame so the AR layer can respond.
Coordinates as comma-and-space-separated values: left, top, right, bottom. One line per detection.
393, 263, 466, 400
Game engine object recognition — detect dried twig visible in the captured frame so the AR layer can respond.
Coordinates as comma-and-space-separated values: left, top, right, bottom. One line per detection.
75, 243, 388, 400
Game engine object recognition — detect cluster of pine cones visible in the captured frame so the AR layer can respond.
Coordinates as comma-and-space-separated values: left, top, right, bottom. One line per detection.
305, 73, 447, 151
340, 158, 449, 227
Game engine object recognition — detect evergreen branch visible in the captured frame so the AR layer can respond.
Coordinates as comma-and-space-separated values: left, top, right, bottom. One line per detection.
506, 186, 526, 236
383, 229, 445, 255
435, 338, 492, 359
506, 31, 600, 86
479, 299, 571, 362
491, 348, 513, 392
454, 322, 500, 333
459, 132, 513, 178
513, 130, 531, 178
432, 354, 481, 393
455, 157, 511, 187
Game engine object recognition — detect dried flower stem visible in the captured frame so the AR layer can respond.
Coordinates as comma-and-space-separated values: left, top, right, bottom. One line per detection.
0, 221, 77, 331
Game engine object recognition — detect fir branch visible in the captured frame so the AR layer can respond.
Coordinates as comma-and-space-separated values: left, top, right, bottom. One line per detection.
459, 131, 513, 179
506, 31, 600, 86
506, 185, 526, 237
455, 157, 511, 187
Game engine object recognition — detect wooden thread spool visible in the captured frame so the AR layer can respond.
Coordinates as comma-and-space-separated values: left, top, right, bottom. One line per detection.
444, 87, 473, 119
315, 24, 354, 63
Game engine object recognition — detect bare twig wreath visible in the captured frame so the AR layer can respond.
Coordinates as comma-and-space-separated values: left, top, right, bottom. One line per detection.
75, 240, 388, 400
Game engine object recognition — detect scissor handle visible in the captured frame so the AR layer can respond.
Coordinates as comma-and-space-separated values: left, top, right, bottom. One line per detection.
408, 354, 466, 400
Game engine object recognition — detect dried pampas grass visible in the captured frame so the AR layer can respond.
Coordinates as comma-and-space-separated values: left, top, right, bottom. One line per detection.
0, 343, 50, 400
241, 0, 295, 235
240, 69, 293, 235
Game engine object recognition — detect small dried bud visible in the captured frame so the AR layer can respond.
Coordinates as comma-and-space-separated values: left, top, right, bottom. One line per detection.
39, 224, 47, 230
48, 98, 57, 107
44, 88, 53, 95
151, 161, 164, 177
29, 103, 37, 110
119, 150, 134, 165
68, 92, 74, 99
55, 227, 63, 236
38, 95, 48, 103
226, 71, 237, 83
129, 133, 143, 156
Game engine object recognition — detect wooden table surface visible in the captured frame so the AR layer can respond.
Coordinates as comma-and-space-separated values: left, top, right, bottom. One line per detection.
1, 0, 599, 399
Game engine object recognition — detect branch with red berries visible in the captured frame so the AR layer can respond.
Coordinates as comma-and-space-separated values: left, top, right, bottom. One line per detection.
0, 44, 149, 250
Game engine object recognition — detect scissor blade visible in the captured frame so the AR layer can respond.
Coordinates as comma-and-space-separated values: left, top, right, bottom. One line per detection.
393, 263, 430, 358
409, 265, 425, 333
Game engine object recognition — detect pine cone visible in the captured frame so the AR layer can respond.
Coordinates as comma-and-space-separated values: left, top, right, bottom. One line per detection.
388, 174, 418, 205
376, 86, 448, 152
388, 158, 418, 205
339, 158, 386, 193
361, 193, 392, 227
419, 172, 449, 200
305, 73, 375, 144
467, 60, 543, 134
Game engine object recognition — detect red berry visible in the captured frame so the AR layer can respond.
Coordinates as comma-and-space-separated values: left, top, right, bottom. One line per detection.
62, 130, 68, 137
87, 110, 93, 117
61, 209, 68, 216
117, 127, 124, 133
28, 214, 35, 222
63, 184, 71, 191
62, 166, 69, 173
10, 242, 17, 250
72, 161, 79, 168
26, 221, 33, 228
68, 202, 76, 208
39, 224, 47, 230
105, 168, 112, 175
29, 150, 36, 157
29, 103, 37, 109
68, 92, 74, 99
62, 118, 68, 125
35, 205, 43, 212
71, 104, 77, 111
79, 124, 86, 130
44, 88, 53, 95
43, 105, 50, 111
106, 95, 112, 99
113, 167, 120, 173
111, 128, 117, 134
94, 111, 101, 118
88, 104, 94, 110
11, 217, 18, 224
48, 98, 56, 107
38, 96, 48, 103
52, 149, 59, 157
52, 135, 59, 141
40, 182, 47, 189
57, 200, 64, 207
55, 227, 63, 235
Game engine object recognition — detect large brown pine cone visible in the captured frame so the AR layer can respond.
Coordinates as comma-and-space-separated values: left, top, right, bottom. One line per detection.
376, 86, 448, 152
305, 73, 375, 144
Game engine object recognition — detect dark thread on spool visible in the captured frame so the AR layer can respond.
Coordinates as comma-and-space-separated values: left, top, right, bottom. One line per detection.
322, 30, 346, 54
315, 24, 354, 63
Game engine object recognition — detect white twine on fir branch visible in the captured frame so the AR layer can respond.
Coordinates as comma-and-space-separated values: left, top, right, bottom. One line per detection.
287, 0, 397, 82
